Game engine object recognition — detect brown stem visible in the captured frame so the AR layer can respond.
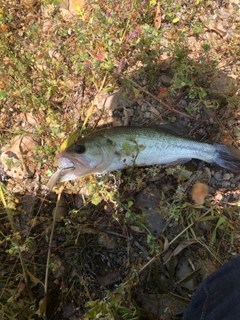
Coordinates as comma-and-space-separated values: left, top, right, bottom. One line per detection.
115, 71, 194, 120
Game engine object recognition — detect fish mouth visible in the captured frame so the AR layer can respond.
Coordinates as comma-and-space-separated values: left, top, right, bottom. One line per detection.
56, 155, 76, 171
55, 152, 91, 182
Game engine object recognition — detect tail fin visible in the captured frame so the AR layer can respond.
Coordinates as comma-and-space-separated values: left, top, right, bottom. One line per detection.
213, 143, 240, 172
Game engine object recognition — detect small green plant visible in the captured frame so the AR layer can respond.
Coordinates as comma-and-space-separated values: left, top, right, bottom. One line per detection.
85, 287, 140, 320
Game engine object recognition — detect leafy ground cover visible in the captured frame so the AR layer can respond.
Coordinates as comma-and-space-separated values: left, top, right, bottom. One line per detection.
0, 0, 240, 319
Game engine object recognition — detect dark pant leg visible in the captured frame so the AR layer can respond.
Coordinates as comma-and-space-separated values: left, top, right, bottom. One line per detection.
183, 256, 240, 320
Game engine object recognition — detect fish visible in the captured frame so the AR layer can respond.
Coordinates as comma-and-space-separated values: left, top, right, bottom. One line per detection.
55, 126, 240, 182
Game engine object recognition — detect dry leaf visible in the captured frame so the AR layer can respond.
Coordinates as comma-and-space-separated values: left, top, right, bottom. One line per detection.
191, 182, 208, 205
163, 237, 169, 252
14, 282, 26, 299
163, 239, 197, 265
36, 296, 47, 317
173, 239, 197, 256
27, 269, 44, 287
158, 87, 169, 99
130, 225, 144, 233
154, 2, 161, 30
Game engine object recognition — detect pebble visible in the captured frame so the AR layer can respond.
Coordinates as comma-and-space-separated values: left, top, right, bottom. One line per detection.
96, 91, 123, 110
199, 128, 207, 135
178, 99, 187, 108
149, 106, 160, 115
223, 173, 231, 181
160, 74, 172, 87
52, 205, 66, 221
214, 172, 222, 181
140, 103, 148, 111
222, 181, 231, 188
112, 118, 123, 126
231, 174, 240, 184
209, 118, 214, 124
98, 233, 116, 250
228, 119, 236, 127
125, 108, 134, 117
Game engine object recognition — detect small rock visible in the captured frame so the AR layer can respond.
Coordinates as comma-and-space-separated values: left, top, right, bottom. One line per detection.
223, 173, 231, 181
97, 270, 120, 286
112, 118, 123, 126
228, 119, 236, 127
21, 194, 36, 215
199, 167, 211, 183
160, 74, 172, 87
232, 174, 240, 184
74, 195, 83, 209
137, 293, 186, 317
222, 181, 231, 188
149, 106, 160, 115
209, 118, 214, 124
62, 303, 75, 319
140, 103, 148, 112
51, 255, 65, 278
124, 108, 134, 117
175, 256, 196, 290
96, 91, 124, 110
214, 172, 222, 181
208, 186, 215, 195
98, 233, 116, 250
135, 185, 166, 235
178, 99, 187, 108
53, 205, 66, 221
209, 71, 238, 98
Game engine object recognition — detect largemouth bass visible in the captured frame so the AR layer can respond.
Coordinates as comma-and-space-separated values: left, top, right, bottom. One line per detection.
55, 126, 240, 182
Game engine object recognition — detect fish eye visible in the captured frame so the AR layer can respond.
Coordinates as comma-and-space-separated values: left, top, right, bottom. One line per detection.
73, 145, 86, 154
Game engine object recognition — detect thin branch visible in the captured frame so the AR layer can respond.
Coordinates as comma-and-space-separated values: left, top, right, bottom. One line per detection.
115, 71, 194, 120
43, 185, 65, 318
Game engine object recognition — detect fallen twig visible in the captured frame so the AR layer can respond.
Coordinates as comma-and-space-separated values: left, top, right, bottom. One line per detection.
115, 71, 193, 120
